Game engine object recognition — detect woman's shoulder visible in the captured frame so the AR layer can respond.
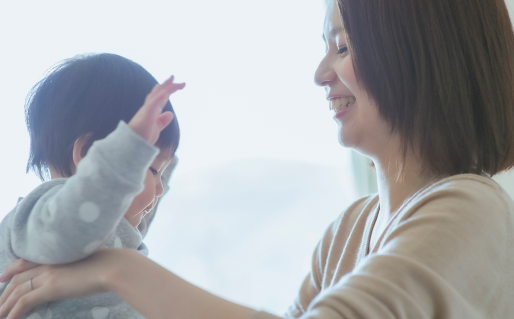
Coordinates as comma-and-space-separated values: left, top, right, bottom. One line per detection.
428, 173, 507, 195
391, 173, 514, 245
412, 173, 513, 214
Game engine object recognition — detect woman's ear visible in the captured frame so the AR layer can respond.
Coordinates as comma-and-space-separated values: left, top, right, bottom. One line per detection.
72, 134, 92, 168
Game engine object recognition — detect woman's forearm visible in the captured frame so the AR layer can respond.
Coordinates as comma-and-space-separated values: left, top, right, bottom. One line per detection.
106, 249, 256, 319
0, 249, 257, 319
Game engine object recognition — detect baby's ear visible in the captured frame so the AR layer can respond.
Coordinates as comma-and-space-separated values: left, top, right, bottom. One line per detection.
72, 133, 92, 168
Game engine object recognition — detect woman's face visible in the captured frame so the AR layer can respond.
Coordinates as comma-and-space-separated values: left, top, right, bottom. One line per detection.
315, 0, 393, 158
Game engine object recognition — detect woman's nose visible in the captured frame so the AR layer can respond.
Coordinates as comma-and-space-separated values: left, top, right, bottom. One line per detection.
314, 55, 336, 87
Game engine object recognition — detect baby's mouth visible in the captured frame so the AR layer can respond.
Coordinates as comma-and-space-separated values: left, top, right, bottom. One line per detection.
142, 204, 154, 215
330, 96, 356, 112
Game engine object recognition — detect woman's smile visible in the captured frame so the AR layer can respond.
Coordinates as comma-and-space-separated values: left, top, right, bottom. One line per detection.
329, 96, 356, 119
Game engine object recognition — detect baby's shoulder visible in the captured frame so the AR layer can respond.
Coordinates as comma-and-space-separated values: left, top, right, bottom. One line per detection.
9, 178, 68, 219
15, 178, 67, 210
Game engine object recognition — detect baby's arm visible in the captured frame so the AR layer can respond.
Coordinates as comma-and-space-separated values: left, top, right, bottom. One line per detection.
8, 77, 184, 264
9, 122, 158, 264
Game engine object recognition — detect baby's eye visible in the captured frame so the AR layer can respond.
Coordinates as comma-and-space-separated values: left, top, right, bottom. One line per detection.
149, 168, 158, 176
337, 46, 348, 55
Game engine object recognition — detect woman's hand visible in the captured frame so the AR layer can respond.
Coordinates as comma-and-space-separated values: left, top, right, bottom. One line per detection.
0, 259, 40, 284
0, 248, 256, 319
128, 76, 185, 145
0, 249, 123, 319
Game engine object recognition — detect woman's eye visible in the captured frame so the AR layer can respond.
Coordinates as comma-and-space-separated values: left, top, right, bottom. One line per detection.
149, 168, 158, 176
337, 46, 348, 55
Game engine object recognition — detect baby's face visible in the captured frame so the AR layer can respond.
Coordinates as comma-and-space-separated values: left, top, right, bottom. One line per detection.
124, 151, 173, 227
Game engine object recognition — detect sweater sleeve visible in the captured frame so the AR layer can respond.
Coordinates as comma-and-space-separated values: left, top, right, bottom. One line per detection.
301, 181, 513, 319
287, 223, 336, 318
9, 121, 159, 264
287, 196, 372, 319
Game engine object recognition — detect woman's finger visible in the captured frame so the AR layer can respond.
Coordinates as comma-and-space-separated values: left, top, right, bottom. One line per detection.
0, 259, 40, 283
4, 275, 52, 319
0, 278, 36, 318
6, 286, 51, 319
0, 249, 123, 318
0, 266, 47, 307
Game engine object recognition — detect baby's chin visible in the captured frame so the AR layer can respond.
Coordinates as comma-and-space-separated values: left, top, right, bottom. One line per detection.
125, 215, 143, 228
125, 203, 154, 227
125, 211, 145, 228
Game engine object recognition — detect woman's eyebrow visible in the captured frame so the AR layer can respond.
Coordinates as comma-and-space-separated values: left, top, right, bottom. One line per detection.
331, 26, 344, 37
322, 26, 344, 42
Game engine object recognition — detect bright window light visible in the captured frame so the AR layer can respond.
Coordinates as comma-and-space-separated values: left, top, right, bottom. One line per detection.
0, 0, 360, 314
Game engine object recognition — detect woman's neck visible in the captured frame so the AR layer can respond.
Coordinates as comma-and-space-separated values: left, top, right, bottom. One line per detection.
373, 151, 442, 221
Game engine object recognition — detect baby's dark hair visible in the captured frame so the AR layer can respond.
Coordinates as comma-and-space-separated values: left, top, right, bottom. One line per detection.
25, 53, 180, 181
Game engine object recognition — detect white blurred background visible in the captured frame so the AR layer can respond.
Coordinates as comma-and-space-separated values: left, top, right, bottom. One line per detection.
1, 0, 513, 315
0, 0, 357, 314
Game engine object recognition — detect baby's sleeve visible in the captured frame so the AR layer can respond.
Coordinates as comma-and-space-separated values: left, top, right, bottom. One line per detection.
10, 121, 159, 264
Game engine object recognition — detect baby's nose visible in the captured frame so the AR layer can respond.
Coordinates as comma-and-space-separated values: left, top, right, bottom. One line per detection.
156, 182, 164, 197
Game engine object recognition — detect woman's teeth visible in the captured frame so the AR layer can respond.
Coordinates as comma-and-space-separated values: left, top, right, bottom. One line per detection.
330, 96, 356, 111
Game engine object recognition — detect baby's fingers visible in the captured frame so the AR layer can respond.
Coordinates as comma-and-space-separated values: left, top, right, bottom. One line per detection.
128, 76, 184, 144
157, 112, 174, 131
145, 77, 185, 110
158, 75, 186, 95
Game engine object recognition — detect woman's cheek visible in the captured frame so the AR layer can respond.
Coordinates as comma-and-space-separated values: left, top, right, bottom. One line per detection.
338, 54, 357, 92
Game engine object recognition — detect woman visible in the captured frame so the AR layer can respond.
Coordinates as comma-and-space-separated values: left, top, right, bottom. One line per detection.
1, 0, 514, 318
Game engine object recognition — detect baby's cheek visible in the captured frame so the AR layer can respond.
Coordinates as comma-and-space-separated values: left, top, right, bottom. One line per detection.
123, 171, 156, 226
131, 189, 152, 212
124, 194, 148, 227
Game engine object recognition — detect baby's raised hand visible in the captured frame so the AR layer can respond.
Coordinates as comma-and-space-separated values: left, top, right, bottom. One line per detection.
128, 76, 185, 145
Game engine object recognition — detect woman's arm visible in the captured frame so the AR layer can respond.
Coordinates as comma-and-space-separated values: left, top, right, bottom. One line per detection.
0, 249, 257, 319
110, 249, 256, 319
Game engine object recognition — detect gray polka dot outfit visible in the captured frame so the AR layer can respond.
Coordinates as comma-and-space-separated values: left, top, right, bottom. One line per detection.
0, 122, 169, 319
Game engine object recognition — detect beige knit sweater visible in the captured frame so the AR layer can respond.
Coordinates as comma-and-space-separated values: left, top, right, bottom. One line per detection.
256, 174, 514, 319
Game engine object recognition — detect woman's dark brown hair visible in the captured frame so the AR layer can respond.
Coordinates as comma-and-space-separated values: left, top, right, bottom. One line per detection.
338, 0, 514, 176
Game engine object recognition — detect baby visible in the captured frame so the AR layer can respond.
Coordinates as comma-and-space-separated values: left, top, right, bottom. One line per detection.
0, 53, 184, 319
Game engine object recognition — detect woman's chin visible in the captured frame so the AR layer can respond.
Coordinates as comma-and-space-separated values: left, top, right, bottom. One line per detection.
338, 132, 357, 148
